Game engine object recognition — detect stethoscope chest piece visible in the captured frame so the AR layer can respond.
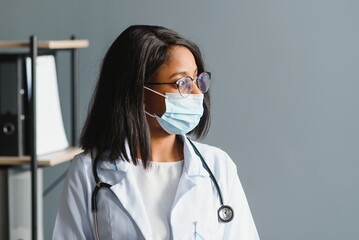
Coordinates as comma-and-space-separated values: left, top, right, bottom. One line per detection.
218, 205, 234, 222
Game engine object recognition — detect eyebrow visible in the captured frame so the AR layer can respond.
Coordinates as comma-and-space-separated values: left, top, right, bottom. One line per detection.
169, 69, 198, 79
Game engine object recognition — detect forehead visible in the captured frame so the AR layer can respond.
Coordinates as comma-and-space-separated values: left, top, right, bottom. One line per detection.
156, 45, 197, 78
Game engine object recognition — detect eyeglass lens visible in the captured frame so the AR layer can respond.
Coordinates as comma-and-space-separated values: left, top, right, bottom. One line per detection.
198, 72, 210, 93
177, 72, 210, 97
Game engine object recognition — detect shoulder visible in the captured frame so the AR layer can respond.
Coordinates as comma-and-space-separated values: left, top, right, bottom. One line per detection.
190, 140, 240, 201
193, 141, 231, 159
66, 150, 94, 184
191, 141, 236, 169
190, 140, 238, 182
70, 150, 93, 170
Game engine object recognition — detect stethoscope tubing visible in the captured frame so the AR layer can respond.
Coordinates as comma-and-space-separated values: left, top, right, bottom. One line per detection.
91, 156, 112, 240
91, 156, 112, 212
187, 137, 224, 205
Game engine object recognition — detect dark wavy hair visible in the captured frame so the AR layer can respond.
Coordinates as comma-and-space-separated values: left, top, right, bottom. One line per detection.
80, 25, 211, 166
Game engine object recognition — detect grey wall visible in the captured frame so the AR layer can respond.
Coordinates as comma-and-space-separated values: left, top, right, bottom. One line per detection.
1, 0, 358, 239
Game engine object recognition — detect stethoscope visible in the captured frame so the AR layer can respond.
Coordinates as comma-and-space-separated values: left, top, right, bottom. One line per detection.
91, 138, 234, 240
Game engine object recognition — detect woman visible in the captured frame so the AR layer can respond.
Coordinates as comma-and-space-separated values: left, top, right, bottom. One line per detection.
53, 25, 259, 240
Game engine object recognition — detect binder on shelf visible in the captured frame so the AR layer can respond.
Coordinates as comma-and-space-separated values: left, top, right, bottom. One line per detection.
26, 55, 69, 156
0, 54, 28, 156
0, 54, 69, 157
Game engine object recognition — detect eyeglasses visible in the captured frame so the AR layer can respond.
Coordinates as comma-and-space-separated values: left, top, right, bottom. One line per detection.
145, 72, 211, 98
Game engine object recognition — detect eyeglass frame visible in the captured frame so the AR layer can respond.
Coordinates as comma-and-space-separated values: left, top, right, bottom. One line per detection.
145, 72, 211, 97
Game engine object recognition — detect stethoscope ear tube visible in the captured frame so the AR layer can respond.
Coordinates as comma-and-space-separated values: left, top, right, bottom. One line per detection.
93, 212, 101, 240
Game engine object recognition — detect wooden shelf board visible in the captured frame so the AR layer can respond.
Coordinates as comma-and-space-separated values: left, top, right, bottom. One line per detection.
0, 147, 83, 167
0, 39, 89, 49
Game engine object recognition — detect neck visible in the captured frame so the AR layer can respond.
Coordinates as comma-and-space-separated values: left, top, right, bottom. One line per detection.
149, 132, 184, 162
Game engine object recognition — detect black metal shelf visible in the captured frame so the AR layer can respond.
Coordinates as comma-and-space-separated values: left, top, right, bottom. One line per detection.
0, 36, 88, 240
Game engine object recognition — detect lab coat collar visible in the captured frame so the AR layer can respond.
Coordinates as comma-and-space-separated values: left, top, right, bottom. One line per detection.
98, 135, 209, 177
181, 135, 210, 177
96, 148, 131, 186
97, 142, 131, 173
98, 157, 129, 172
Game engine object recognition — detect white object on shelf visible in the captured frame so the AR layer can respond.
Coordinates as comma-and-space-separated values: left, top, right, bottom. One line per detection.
8, 168, 43, 240
26, 55, 69, 155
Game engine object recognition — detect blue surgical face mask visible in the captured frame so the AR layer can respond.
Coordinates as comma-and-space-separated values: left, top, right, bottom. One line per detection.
144, 86, 204, 135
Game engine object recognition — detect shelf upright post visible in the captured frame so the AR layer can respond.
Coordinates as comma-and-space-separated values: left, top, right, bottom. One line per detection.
70, 35, 77, 146
29, 35, 38, 240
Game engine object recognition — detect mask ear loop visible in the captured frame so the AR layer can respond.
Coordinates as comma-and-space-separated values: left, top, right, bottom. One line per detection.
143, 86, 167, 118
143, 86, 167, 98
145, 111, 156, 118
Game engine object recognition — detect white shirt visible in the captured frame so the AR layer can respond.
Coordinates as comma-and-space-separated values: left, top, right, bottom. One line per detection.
132, 160, 184, 240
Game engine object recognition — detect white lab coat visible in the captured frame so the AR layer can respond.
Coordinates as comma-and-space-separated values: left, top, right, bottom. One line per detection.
53, 136, 260, 240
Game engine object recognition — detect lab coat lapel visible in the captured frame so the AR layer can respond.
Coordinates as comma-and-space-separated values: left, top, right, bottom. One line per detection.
101, 159, 152, 240
171, 137, 210, 238
173, 137, 209, 208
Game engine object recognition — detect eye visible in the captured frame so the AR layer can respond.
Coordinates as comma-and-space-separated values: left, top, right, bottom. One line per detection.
175, 77, 193, 97
176, 78, 187, 88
